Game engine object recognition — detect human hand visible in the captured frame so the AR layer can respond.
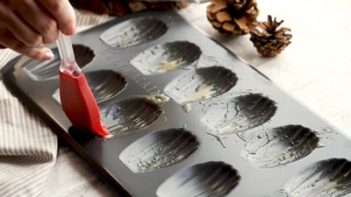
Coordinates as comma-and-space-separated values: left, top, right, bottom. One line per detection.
0, 0, 76, 60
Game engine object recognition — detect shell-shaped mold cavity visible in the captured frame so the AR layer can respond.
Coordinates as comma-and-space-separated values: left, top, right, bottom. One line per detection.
24, 45, 94, 80
52, 70, 126, 105
242, 125, 319, 168
285, 158, 351, 196
156, 161, 240, 197
119, 128, 199, 173
100, 97, 162, 136
100, 17, 167, 48
165, 66, 237, 104
130, 41, 201, 75
85, 70, 126, 104
201, 93, 277, 135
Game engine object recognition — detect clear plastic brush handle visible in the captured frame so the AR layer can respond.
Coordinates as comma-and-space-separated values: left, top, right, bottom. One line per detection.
57, 33, 81, 76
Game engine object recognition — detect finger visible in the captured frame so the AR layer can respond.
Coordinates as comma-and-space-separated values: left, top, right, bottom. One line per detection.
38, 0, 76, 35
0, 5, 43, 47
12, 0, 59, 43
0, 28, 54, 61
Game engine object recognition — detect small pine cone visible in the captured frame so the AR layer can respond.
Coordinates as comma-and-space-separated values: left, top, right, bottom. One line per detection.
250, 15, 292, 57
207, 0, 259, 35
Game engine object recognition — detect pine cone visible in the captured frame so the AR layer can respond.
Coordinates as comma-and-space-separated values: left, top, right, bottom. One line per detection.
207, 0, 259, 35
250, 15, 292, 57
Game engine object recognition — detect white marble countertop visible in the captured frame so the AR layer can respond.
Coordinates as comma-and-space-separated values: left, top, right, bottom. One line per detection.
40, 1, 351, 196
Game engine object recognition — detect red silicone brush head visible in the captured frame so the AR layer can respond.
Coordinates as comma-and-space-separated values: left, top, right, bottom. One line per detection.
59, 70, 110, 137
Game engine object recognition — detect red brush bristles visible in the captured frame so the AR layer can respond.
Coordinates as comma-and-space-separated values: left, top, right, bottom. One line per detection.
59, 70, 110, 137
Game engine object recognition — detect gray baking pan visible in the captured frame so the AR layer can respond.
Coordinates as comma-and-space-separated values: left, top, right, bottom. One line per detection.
2, 11, 351, 197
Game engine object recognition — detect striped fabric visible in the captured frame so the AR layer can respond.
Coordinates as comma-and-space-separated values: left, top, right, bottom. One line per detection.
0, 49, 58, 197
0, 10, 112, 197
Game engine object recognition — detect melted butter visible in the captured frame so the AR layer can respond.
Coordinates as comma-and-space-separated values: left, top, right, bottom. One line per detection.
146, 93, 170, 104
193, 84, 216, 100
182, 103, 192, 113
180, 84, 216, 104
217, 125, 235, 135
157, 59, 184, 72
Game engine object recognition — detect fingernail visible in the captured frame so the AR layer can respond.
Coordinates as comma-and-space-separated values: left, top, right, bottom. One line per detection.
65, 25, 76, 35
44, 50, 55, 61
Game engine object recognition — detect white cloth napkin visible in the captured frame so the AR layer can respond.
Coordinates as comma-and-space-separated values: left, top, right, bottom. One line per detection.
0, 49, 58, 197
